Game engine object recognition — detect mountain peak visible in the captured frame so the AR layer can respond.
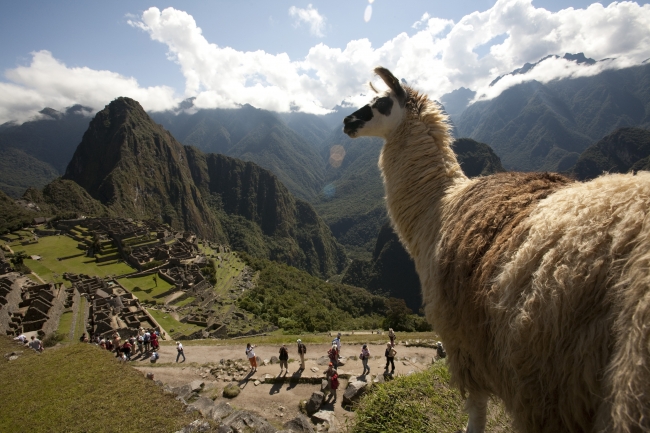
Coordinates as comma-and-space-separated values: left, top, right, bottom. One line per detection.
490, 52, 597, 87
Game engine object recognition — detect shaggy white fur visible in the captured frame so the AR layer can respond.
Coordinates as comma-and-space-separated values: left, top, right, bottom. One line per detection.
343, 67, 650, 433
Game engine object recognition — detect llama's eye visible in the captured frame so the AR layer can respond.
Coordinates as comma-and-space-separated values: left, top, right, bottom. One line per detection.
372, 97, 393, 115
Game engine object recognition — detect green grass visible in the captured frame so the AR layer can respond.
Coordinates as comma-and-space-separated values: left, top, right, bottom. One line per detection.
174, 296, 195, 307
72, 297, 87, 341
147, 308, 204, 336
117, 274, 174, 304
351, 362, 514, 433
0, 336, 196, 433
167, 331, 438, 347
56, 312, 74, 342
15, 236, 134, 284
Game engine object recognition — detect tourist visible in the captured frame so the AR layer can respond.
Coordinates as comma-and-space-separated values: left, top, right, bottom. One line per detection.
112, 331, 121, 357
13, 334, 27, 344
122, 341, 132, 360
79, 333, 88, 343
106, 339, 113, 351
297, 339, 307, 371
385, 342, 396, 374
29, 335, 43, 352
332, 332, 341, 356
143, 330, 151, 353
150, 331, 159, 351
328, 344, 339, 369
128, 335, 136, 351
436, 341, 447, 360
176, 341, 185, 363
324, 362, 336, 399
137, 334, 144, 354
99, 338, 106, 350
150, 350, 159, 363
388, 328, 396, 346
327, 370, 339, 404
279, 344, 289, 373
360, 344, 370, 376
246, 343, 257, 372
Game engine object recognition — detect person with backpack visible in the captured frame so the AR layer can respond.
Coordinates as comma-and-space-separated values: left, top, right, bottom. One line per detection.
388, 328, 396, 346
176, 341, 186, 363
297, 339, 307, 371
385, 342, 396, 374
332, 332, 341, 357
279, 344, 289, 373
150, 350, 159, 363
328, 371, 339, 404
246, 343, 257, 372
328, 344, 339, 369
137, 334, 144, 354
360, 344, 370, 376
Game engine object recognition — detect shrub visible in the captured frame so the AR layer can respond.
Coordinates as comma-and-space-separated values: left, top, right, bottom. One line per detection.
223, 383, 241, 398
42, 332, 65, 348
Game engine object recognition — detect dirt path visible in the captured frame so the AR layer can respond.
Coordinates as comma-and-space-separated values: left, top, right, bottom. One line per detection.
132, 342, 438, 428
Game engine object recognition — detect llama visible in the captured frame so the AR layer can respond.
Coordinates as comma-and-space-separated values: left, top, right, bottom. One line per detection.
343, 67, 650, 433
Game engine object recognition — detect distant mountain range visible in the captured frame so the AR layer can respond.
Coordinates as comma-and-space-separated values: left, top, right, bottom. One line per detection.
453, 61, 650, 172
2, 56, 650, 264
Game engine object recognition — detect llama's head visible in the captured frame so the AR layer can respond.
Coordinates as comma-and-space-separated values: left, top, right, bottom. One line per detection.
343, 67, 407, 138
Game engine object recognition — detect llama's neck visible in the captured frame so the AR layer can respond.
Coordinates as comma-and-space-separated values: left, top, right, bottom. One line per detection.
378, 114, 467, 257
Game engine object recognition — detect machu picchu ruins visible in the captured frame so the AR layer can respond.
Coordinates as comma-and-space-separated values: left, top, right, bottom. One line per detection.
0, 216, 270, 341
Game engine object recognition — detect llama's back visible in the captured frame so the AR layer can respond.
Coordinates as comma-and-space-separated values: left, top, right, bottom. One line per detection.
422, 171, 650, 433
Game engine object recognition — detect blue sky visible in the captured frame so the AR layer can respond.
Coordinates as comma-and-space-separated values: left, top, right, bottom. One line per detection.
1, 0, 650, 122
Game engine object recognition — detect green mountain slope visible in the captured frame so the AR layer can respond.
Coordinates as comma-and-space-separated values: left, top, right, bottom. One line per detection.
59, 97, 344, 277
22, 178, 109, 218
569, 127, 650, 180
456, 62, 650, 172
0, 189, 38, 234
0, 147, 59, 198
63, 97, 224, 241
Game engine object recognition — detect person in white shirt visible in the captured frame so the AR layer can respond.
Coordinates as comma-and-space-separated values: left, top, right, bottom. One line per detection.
176, 341, 185, 362
246, 343, 257, 371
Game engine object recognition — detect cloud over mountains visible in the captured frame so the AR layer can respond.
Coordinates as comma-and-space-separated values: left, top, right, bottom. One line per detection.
2, 0, 650, 123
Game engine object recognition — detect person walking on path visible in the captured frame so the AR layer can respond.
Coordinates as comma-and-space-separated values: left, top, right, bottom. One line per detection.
360, 344, 371, 376
385, 342, 396, 374
327, 371, 339, 404
436, 341, 447, 360
332, 333, 341, 357
328, 344, 339, 369
176, 341, 186, 363
246, 343, 257, 372
297, 339, 307, 371
388, 328, 396, 346
279, 344, 289, 373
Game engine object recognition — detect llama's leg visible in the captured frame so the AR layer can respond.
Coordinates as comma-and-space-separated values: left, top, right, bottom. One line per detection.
464, 393, 488, 433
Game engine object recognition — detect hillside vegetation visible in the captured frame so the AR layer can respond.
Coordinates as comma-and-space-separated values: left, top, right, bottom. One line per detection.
0, 336, 195, 433
352, 361, 514, 433
569, 127, 650, 180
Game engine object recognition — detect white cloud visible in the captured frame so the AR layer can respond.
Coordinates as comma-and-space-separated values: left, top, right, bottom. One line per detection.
289, 4, 326, 37
2, 1, 650, 124
0, 50, 177, 124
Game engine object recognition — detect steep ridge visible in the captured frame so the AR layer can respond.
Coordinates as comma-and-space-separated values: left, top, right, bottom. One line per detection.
185, 148, 346, 278
569, 127, 650, 180
456, 62, 650, 172
63, 97, 223, 241
150, 104, 326, 201
22, 178, 109, 218
60, 97, 344, 277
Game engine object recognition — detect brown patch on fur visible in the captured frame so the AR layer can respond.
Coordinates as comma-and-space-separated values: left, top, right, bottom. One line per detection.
439, 172, 573, 302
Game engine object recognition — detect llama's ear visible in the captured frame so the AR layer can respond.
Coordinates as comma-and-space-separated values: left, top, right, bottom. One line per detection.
374, 67, 406, 107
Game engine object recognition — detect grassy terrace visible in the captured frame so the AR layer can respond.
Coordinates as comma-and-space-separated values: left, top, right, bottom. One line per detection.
0, 336, 195, 433
9, 235, 134, 286
117, 274, 174, 304
147, 309, 204, 336
56, 312, 74, 342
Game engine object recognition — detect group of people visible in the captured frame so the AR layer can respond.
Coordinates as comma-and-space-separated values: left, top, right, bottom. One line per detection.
84, 327, 162, 362
14, 334, 44, 352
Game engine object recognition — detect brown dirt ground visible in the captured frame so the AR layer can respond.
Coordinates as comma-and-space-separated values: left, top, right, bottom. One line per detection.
132, 342, 439, 429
